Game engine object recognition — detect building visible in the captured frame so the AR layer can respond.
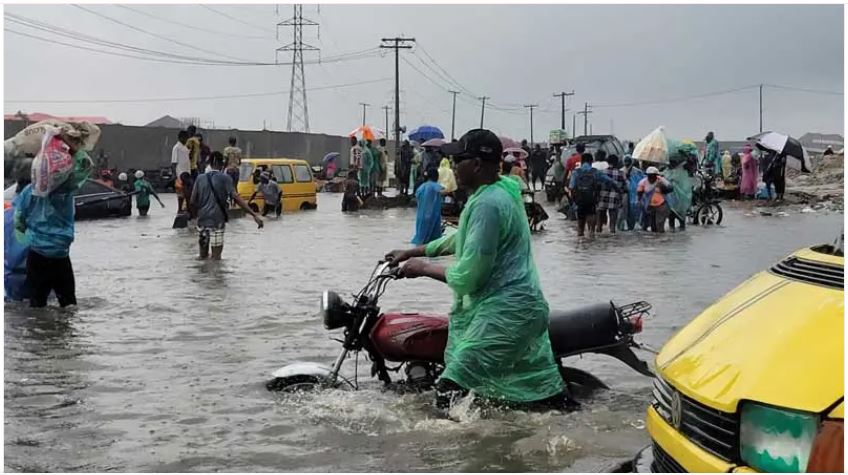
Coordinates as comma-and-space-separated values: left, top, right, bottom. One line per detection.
798, 132, 844, 155
144, 115, 190, 129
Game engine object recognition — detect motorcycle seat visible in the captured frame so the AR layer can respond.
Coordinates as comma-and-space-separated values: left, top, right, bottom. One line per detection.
548, 303, 619, 356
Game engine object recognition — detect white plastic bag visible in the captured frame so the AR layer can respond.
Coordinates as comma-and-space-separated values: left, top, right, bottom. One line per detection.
4, 120, 101, 158
633, 126, 669, 164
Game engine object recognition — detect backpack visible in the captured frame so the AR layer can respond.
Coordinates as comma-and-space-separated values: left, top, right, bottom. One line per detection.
573, 170, 597, 207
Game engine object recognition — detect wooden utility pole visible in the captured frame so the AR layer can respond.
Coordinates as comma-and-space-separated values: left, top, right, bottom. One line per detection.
524, 104, 538, 145
553, 90, 575, 132
479, 96, 489, 128
359, 102, 370, 126
577, 102, 593, 136
382, 105, 391, 138
448, 90, 460, 140
380, 37, 415, 164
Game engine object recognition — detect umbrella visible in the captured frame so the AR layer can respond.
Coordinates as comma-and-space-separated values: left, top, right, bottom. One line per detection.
408, 125, 444, 143
348, 125, 385, 142
422, 138, 446, 148
747, 131, 812, 172
499, 136, 520, 150
322, 152, 340, 163
503, 147, 528, 160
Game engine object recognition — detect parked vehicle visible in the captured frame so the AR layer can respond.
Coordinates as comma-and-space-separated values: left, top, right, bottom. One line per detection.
689, 169, 723, 225
563, 135, 628, 163
237, 158, 317, 212
267, 261, 654, 402
632, 240, 844, 473
4, 179, 132, 220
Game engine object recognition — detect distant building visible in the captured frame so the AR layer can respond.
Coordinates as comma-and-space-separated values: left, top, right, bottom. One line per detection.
693, 140, 751, 155
3, 111, 112, 125
144, 115, 190, 129
798, 132, 844, 155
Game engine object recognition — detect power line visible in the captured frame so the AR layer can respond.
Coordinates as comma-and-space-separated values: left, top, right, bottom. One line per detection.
6, 15, 380, 67
593, 85, 760, 108
6, 77, 393, 104
116, 5, 272, 41
200, 5, 276, 34
73, 4, 253, 62
763, 84, 844, 96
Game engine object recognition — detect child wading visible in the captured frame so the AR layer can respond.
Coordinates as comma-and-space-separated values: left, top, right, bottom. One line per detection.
133, 170, 164, 216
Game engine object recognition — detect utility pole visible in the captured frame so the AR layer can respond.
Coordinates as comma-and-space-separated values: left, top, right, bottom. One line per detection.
572, 115, 577, 139
448, 90, 460, 140
552, 90, 575, 132
276, 4, 319, 133
759, 83, 763, 133
479, 96, 489, 128
523, 104, 538, 145
359, 102, 370, 126
380, 37, 415, 167
382, 105, 391, 137
577, 102, 593, 136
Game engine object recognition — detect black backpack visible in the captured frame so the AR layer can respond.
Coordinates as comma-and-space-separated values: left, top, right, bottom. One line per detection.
573, 170, 597, 207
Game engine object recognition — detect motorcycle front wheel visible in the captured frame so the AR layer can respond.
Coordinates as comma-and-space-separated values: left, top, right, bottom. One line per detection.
266, 375, 325, 393
695, 202, 723, 225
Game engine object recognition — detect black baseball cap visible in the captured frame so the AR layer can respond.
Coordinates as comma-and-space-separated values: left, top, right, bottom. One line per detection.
440, 129, 503, 162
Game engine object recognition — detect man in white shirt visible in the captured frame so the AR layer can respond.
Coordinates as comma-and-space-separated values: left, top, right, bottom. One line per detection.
171, 130, 192, 213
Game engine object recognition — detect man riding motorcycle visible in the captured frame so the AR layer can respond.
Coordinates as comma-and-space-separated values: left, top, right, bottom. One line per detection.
387, 129, 573, 411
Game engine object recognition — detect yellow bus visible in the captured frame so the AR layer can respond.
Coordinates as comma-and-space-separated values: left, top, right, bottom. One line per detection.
237, 158, 317, 212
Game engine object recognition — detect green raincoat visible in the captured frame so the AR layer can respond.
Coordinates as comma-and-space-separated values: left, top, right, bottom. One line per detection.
424, 176, 564, 402
359, 140, 373, 189
663, 164, 693, 221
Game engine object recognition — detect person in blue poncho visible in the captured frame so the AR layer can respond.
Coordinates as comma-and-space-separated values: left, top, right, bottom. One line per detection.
621, 156, 645, 231
411, 168, 444, 245
387, 129, 571, 412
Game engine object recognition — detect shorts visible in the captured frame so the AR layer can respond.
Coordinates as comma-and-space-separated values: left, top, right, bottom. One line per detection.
198, 225, 225, 248
26, 250, 76, 308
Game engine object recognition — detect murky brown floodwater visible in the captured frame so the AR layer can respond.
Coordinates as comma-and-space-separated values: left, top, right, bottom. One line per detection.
4, 192, 843, 472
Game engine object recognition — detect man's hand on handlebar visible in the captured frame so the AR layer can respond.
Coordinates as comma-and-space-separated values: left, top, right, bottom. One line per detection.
398, 258, 428, 279
385, 245, 426, 267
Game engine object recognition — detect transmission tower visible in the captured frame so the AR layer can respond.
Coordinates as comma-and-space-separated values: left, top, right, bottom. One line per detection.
276, 5, 319, 132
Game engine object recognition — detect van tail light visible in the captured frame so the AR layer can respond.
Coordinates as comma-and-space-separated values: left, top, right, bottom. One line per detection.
806, 419, 843, 472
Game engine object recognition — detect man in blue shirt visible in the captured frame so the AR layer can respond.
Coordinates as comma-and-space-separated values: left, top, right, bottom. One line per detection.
568, 153, 620, 238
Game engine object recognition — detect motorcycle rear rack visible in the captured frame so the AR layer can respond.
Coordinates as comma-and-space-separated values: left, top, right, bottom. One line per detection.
616, 300, 652, 320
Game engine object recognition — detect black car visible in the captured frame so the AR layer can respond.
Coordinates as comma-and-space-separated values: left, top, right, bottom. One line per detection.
74, 179, 132, 220
4, 179, 132, 220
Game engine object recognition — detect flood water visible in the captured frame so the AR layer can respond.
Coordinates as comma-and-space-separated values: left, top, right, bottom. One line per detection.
4, 193, 843, 472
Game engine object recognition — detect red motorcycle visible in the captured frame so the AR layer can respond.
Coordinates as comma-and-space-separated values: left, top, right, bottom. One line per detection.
267, 262, 653, 398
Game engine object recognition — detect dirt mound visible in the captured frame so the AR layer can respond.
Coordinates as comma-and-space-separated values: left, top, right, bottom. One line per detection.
785, 153, 843, 212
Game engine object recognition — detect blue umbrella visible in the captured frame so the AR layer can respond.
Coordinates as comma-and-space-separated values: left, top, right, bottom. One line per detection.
408, 125, 444, 143
322, 152, 340, 163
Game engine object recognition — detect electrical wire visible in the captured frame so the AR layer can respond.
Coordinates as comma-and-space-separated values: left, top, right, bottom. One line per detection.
6, 77, 394, 104
6, 14, 381, 67
73, 4, 255, 62
116, 5, 272, 40
592, 85, 760, 108
200, 5, 276, 34
764, 84, 843, 96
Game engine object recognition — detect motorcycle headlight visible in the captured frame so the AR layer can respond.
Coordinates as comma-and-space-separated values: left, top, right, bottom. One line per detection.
740, 403, 819, 472
321, 290, 348, 330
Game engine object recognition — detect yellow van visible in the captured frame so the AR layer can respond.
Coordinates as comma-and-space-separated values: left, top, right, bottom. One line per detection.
237, 158, 317, 212
634, 241, 844, 473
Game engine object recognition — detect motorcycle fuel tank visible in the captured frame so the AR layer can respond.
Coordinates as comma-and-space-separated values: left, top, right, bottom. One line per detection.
369, 313, 449, 363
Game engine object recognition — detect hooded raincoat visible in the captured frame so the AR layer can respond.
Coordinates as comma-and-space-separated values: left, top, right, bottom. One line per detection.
411, 180, 443, 245
424, 177, 564, 402
663, 164, 693, 222
358, 140, 373, 190
438, 158, 457, 193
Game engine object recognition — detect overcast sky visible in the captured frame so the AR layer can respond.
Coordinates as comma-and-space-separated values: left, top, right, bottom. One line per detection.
4, 3, 844, 142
